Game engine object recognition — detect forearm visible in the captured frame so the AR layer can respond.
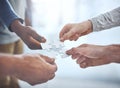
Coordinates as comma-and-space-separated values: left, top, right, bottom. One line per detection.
0, 53, 16, 76
90, 7, 120, 32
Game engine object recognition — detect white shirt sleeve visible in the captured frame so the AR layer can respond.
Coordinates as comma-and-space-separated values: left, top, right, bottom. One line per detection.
90, 7, 120, 32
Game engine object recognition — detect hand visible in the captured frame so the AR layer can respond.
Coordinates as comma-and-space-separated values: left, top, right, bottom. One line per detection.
10, 20, 46, 49
66, 44, 120, 68
13, 54, 57, 85
59, 21, 93, 42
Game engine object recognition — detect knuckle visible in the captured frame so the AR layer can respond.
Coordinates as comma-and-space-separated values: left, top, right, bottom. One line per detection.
53, 66, 57, 72
65, 23, 71, 27
49, 74, 55, 80
81, 44, 88, 47
51, 67, 57, 73
71, 47, 76, 51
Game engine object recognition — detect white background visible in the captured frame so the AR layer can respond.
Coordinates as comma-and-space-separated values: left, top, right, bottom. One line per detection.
22, 0, 120, 88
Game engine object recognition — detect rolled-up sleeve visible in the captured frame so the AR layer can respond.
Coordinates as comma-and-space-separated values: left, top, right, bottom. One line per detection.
0, 0, 23, 29
90, 7, 120, 32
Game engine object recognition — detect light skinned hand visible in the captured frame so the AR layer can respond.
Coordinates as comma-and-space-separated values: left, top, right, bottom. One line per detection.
59, 20, 93, 42
13, 54, 57, 85
66, 44, 120, 68
11, 20, 46, 49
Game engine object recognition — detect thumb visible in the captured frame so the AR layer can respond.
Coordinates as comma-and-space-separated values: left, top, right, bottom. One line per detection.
40, 55, 55, 64
29, 28, 46, 43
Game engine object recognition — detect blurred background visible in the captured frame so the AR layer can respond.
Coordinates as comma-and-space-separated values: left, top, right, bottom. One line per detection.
21, 0, 120, 88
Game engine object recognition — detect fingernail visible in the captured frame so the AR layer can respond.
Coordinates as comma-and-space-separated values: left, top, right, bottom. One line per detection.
60, 38, 64, 42
81, 62, 87, 68
42, 38, 46, 43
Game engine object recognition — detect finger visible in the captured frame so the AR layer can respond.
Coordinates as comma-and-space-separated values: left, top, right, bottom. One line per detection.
31, 32, 46, 43
76, 56, 87, 64
48, 63, 58, 73
72, 53, 81, 59
27, 37, 43, 49
80, 62, 87, 68
27, 26, 46, 43
48, 74, 55, 80
80, 57, 93, 68
67, 47, 82, 59
69, 34, 80, 41
61, 30, 76, 42
30, 78, 48, 86
40, 54, 57, 70
79, 44, 89, 47
40, 54, 55, 64
77, 58, 86, 65
74, 34, 80, 41
66, 48, 75, 55
40, 55, 57, 72
60, 24, 71, 41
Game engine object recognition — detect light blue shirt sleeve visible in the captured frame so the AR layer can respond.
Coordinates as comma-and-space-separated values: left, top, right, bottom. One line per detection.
0, 0, 23, 30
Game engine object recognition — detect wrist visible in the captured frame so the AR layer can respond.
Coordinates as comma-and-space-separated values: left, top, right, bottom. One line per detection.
10, 20, 25, 34
79, 20, 93, 35
0, 54, 17, 76
11, 55, 24, 77
86, 20, 93, 33
106, 45, 120, 63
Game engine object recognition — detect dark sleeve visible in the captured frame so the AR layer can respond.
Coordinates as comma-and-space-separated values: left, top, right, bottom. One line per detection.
0, 0, 23, 29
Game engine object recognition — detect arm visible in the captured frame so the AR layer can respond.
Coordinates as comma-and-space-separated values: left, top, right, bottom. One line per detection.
60, 7, 120, 42
0, 0, 46, 49
10, 20, 46, 49
66, 44, 120, 68
0, 53, 57, 85
91, 7, 120, 31
0, 53, 15, 76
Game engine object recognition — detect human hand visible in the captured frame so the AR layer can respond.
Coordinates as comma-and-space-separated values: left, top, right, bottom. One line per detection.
60, 21, 93, 42
66, 44, 120, 68
13, 54, 57, 85
11, 20, 46, 49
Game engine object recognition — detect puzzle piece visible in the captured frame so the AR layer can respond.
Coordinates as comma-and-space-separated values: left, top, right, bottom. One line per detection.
42, 40, 69, 58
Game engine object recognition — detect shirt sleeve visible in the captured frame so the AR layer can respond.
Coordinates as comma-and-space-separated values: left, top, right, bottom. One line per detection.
90, 7, 120, 32
0, 0, 23, 30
